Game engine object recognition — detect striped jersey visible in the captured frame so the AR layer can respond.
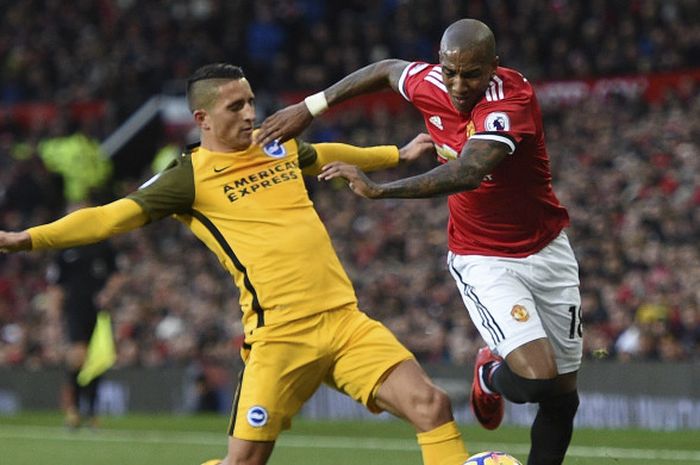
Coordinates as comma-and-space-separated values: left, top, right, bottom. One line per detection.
127, 136, 357, 334
398, 63, 570, 257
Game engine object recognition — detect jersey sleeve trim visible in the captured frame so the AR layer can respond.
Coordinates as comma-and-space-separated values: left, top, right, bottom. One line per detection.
397, 62, 415, 101
485, 75, 505, 102
127, 152, 195, 221
470, 132, 516, 154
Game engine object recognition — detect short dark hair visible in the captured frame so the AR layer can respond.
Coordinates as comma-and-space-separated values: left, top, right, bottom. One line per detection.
186, 63, 246, 112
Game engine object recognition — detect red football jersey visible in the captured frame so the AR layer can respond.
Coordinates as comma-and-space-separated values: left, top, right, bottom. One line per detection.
398, 63, 569, 257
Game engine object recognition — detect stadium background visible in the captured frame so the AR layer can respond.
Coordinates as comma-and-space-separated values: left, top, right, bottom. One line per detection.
0, 0, 699, 448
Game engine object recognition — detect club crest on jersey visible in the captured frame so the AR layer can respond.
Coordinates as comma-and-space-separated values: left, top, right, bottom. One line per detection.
263, 140, 286, 158
247, 406, 269, 427
484, 112, 510, 132
511, 304, 530, 322
435, 143, 459, 161
466, 121, 476, 138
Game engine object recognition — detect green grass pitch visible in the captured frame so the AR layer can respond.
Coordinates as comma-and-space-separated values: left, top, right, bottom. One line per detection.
1, 412, 699, 465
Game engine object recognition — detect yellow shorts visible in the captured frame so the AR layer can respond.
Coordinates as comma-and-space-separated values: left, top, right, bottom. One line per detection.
227, 305, 414, 441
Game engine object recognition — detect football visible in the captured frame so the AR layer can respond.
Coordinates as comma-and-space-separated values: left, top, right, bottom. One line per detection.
463, 451, 523, 465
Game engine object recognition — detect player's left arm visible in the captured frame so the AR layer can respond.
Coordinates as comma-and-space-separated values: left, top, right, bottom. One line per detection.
318, 139, 509, 198
298, 133, 434, 176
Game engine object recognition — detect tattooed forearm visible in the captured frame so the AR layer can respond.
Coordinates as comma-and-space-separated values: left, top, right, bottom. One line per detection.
326, 60, 407, 105
375, 140, 508, 199
375, 162, 478, 198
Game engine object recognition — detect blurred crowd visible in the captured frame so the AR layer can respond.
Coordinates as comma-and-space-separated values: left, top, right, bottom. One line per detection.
2, 0, 699, 113
1, 0, 699, 371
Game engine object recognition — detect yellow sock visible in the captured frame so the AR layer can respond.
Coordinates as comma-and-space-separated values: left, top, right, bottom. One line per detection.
416, 420, 469, 465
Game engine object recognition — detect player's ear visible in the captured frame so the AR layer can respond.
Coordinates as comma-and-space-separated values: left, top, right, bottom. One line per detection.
193, 109, 210, 130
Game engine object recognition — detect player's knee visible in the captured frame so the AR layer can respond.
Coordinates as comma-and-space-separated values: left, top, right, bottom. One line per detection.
540, 390, 579, 419
410, 383, 453, 426
493, 363, 562, 404
521, 377, 559, 403
508, 375, 559, 404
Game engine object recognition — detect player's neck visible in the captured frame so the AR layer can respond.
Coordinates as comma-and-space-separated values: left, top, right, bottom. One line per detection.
200, 140, 251, 154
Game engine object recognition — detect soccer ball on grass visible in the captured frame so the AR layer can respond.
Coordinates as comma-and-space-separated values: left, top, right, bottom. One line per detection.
463, 451, 523, 465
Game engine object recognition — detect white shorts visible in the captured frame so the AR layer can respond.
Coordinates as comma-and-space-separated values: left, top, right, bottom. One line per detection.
448, 231, 583, 374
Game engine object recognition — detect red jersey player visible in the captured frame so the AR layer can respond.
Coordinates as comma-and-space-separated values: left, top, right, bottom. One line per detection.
258, 18, 582, 465
397, 62, 570, 257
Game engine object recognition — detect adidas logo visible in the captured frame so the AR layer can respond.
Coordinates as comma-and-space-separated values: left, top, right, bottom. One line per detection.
429, 115, 443, 130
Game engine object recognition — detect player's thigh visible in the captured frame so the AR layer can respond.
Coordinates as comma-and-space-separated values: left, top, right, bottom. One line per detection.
230, 323, 329, 442
529, 233, 583, 374
503, 338, 559, 379
447, 252, 549, 360
326, 308, 414, 413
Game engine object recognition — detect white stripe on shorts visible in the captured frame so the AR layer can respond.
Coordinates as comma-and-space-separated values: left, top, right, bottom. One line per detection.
448, 255, 505, 346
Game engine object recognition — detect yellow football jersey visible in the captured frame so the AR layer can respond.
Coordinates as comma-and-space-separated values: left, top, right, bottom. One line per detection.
128, 138, 357, 334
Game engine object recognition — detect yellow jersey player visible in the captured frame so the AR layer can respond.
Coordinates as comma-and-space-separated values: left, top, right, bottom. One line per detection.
0, 63, 469, 465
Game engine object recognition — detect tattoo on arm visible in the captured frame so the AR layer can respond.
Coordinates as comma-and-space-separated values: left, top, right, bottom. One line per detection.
326, 60, 409, 105
376, 140, 509, 198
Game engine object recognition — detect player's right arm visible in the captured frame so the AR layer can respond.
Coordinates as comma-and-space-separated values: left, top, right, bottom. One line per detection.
256, 59, 410, 146
0, 152, 195, 254
0, 199, 148, 253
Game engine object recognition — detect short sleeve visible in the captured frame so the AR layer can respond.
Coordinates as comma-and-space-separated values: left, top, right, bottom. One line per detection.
398, 62, 432, 102
469, 75, 536, 154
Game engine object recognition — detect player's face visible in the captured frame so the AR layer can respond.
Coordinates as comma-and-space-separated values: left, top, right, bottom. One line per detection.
206, 78, 256, 151
440, 48, 497, 114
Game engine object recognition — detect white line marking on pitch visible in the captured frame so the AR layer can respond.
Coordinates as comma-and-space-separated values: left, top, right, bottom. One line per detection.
0, 425, 698, 461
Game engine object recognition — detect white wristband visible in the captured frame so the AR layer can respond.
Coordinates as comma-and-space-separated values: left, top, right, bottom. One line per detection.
304, 92, 329, 117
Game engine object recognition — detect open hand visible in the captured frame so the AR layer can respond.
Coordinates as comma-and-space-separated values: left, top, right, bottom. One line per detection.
255, 102, 314, 146
318, 162, 381, 198
399, 133, 435, 163
0, 231, 32, 253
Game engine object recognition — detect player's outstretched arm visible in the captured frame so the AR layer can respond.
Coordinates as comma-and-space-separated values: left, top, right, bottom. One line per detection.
0, 198, 148, 253
256, 59, 409, 146
300, 133, 434, 177
319, 139, 509, 199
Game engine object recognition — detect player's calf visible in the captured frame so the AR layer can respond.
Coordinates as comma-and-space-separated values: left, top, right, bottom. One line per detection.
376, 359, 454, 430
528, 390, 580, 465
